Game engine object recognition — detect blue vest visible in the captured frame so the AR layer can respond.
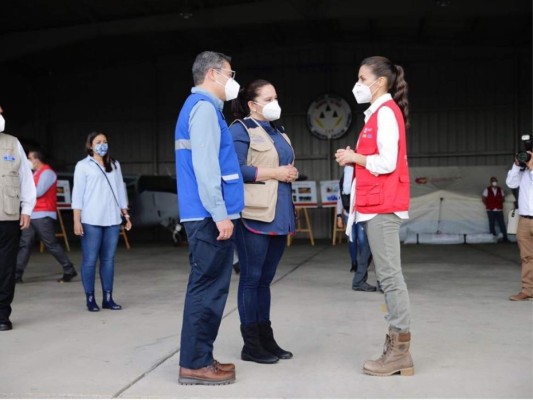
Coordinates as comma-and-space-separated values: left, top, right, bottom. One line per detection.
175, 93, 244, 220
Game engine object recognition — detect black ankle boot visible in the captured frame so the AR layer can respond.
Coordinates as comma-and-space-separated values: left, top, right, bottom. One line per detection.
258, 321, 293, 359
86, 293, 100, 312
102, 291, 122, 310
240, 324, 278, 364
58, 270, 77, 283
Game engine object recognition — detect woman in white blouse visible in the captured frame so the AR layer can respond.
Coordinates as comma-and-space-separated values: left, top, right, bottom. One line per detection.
72, 131, 132, 312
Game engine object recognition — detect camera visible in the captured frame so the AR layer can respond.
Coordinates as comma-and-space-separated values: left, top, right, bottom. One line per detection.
516, 134, 532, 168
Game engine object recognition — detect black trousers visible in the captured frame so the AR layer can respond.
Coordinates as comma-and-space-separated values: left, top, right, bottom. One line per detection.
0, 220, 21, 323
16, 217, 74, 278
487, 210, 508, 239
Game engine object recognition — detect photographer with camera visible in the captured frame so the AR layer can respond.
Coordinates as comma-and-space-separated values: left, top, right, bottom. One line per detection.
505, 134, 533, 301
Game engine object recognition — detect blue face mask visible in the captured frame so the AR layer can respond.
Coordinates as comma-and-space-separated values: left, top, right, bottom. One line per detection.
94, 143, 108, 157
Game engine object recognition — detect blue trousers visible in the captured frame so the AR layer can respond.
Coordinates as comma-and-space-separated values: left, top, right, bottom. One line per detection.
344, 215, 372, 286
179, 219, 234, 369
350, 221, 372, 287
80, 224, 120, 294
234, 219, 286, 326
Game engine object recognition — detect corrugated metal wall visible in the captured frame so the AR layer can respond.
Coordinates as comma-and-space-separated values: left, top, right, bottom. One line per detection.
13, 42, 532, 238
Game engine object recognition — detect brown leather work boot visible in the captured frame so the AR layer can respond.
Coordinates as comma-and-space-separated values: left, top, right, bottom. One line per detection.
363, 329, 414, 376
509, 292, 533, 301
178, 362, 235, 385
213, 359, 236, 372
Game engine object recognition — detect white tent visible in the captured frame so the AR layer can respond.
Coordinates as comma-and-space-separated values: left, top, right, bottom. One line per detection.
400, 165, 517, 244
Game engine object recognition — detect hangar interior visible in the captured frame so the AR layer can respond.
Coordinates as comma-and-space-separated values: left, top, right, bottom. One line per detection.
0, 0, 531, 239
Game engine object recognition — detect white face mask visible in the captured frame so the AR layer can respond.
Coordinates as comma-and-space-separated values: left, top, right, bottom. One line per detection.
255, 100, 282, 121
491, 181, 498, 187
0, 114, 5, 132
224, 78, 240, 101
352, 80, 378, 104
214, 70, 240, 101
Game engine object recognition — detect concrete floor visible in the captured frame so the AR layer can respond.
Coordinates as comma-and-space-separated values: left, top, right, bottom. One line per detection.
0, 238, 532, 399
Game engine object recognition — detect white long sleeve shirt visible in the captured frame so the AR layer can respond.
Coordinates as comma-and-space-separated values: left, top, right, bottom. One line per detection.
506, 163, 533, 216
17, 141, 36, 216
72, 156, 128, 226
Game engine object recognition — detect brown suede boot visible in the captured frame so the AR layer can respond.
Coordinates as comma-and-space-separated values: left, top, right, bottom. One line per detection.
363, 328, 414, 376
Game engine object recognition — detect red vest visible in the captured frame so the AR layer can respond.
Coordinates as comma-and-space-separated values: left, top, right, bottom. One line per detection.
485, 186, 504, 210
355, 100, 410, 214
33, 164, 57, 212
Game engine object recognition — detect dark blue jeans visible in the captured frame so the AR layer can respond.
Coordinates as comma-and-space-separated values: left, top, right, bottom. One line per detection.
179, 218, 234, 369
350, 221, 372, 287
80, 224, 120, 294
234, 219, 287, 326
487, 210, 508, 239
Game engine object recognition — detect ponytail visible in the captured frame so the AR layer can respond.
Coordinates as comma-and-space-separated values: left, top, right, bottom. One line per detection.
360, 56, 410, 129
392, 65, 410, 129
230, 87, 249, 120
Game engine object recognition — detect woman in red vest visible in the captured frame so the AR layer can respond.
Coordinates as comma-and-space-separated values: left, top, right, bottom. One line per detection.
335, 56, 413, 377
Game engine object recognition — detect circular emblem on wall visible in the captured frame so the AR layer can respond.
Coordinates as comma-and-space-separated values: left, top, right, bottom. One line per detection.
306, 94, 352, 140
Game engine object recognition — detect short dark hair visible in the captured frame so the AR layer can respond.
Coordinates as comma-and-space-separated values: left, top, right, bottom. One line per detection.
191, 51, 232, 85
28, 148, 45, 162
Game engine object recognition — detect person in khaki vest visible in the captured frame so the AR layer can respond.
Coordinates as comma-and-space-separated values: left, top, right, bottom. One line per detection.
229, 79, 298, 364
0, 105, 36, 331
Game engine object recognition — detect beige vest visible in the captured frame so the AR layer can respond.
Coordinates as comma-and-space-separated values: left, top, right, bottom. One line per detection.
236, 119, 293, 223
0, 133, 22, 220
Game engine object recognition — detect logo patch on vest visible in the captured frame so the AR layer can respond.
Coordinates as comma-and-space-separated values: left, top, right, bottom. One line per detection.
251, 135, 268, 144
3, 155, 15, 161
362, 127, 373, 139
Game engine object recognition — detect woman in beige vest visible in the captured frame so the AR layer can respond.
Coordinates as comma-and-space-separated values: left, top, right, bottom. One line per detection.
229, 79, 298, 364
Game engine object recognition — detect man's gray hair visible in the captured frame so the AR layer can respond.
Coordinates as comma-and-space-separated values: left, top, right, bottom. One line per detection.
192, 51, 232, 85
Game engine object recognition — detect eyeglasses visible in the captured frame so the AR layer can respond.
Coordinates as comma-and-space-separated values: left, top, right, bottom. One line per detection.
214, 68, 236, 79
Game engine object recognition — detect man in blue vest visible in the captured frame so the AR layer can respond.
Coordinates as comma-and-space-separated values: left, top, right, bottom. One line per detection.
175, 51, 244, 385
